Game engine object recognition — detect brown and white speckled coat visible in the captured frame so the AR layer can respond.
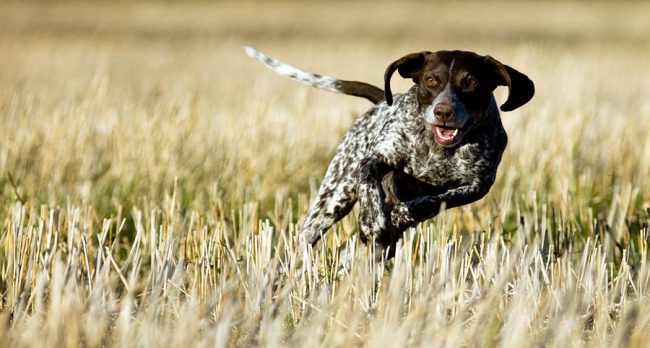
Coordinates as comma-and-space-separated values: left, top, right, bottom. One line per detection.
246, 47, 534, 258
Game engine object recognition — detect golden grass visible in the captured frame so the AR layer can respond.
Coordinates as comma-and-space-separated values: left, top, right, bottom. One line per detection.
1, 1, 650, 346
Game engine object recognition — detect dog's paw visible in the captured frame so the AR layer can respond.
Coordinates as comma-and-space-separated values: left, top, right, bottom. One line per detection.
390, 202, 413, 230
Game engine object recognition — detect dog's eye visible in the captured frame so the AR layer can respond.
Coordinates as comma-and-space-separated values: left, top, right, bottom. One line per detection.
464, 76, 478, 89
425, 76, 440, 88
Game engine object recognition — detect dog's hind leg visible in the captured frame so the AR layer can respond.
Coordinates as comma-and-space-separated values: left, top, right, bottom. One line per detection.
300, 144, 362, 245
301, 173, 358, 245
300, 126, 367, 245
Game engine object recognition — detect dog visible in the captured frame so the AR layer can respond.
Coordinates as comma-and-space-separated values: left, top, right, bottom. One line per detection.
245, 47, 534, 259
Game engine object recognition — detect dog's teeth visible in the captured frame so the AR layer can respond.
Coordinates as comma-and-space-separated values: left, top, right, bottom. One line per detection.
452, 129, 458, 136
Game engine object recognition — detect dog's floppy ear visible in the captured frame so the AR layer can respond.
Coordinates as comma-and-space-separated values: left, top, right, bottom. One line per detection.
384, 51, 431, 106
485, 56, 535, 112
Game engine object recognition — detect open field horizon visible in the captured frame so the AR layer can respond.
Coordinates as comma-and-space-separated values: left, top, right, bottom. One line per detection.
1, 1, 650, 346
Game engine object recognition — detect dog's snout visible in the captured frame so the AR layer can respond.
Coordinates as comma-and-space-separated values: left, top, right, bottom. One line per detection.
433, 104, 455, 121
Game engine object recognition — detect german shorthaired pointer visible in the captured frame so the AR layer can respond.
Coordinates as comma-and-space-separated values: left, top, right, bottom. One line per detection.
245, 47, 534, 259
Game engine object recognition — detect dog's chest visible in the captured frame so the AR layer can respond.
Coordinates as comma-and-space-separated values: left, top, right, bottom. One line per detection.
408, 143, 484, 187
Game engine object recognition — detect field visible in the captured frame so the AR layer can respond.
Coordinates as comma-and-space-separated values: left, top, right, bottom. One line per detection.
1, 1, 650, 346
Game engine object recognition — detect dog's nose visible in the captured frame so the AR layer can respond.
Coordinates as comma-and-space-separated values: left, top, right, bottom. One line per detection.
434, 104, 455, 121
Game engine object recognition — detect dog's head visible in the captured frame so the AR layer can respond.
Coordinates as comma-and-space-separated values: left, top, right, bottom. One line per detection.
384, 50, 534, 147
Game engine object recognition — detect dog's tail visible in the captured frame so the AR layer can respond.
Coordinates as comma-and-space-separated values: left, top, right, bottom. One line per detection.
244, 47, 385, 104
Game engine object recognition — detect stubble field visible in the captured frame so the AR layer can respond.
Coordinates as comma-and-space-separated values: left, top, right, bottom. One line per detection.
1, 1, 650, 346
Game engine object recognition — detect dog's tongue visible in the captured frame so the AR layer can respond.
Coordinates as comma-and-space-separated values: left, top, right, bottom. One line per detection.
439, 128, 455, 137
433, 125, 459, 146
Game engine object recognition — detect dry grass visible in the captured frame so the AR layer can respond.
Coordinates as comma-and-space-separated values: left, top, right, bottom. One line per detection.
1, 1, 650, 346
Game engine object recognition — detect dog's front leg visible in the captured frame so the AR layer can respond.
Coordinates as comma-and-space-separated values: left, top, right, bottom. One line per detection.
392, 180, 493, 229
357, 157, 401, 258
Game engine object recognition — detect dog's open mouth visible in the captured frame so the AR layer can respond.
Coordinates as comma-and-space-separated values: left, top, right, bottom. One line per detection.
432, 125, 464, 146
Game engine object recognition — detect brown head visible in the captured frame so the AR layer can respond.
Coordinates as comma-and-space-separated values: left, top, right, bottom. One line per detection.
384, 50, 534, 147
